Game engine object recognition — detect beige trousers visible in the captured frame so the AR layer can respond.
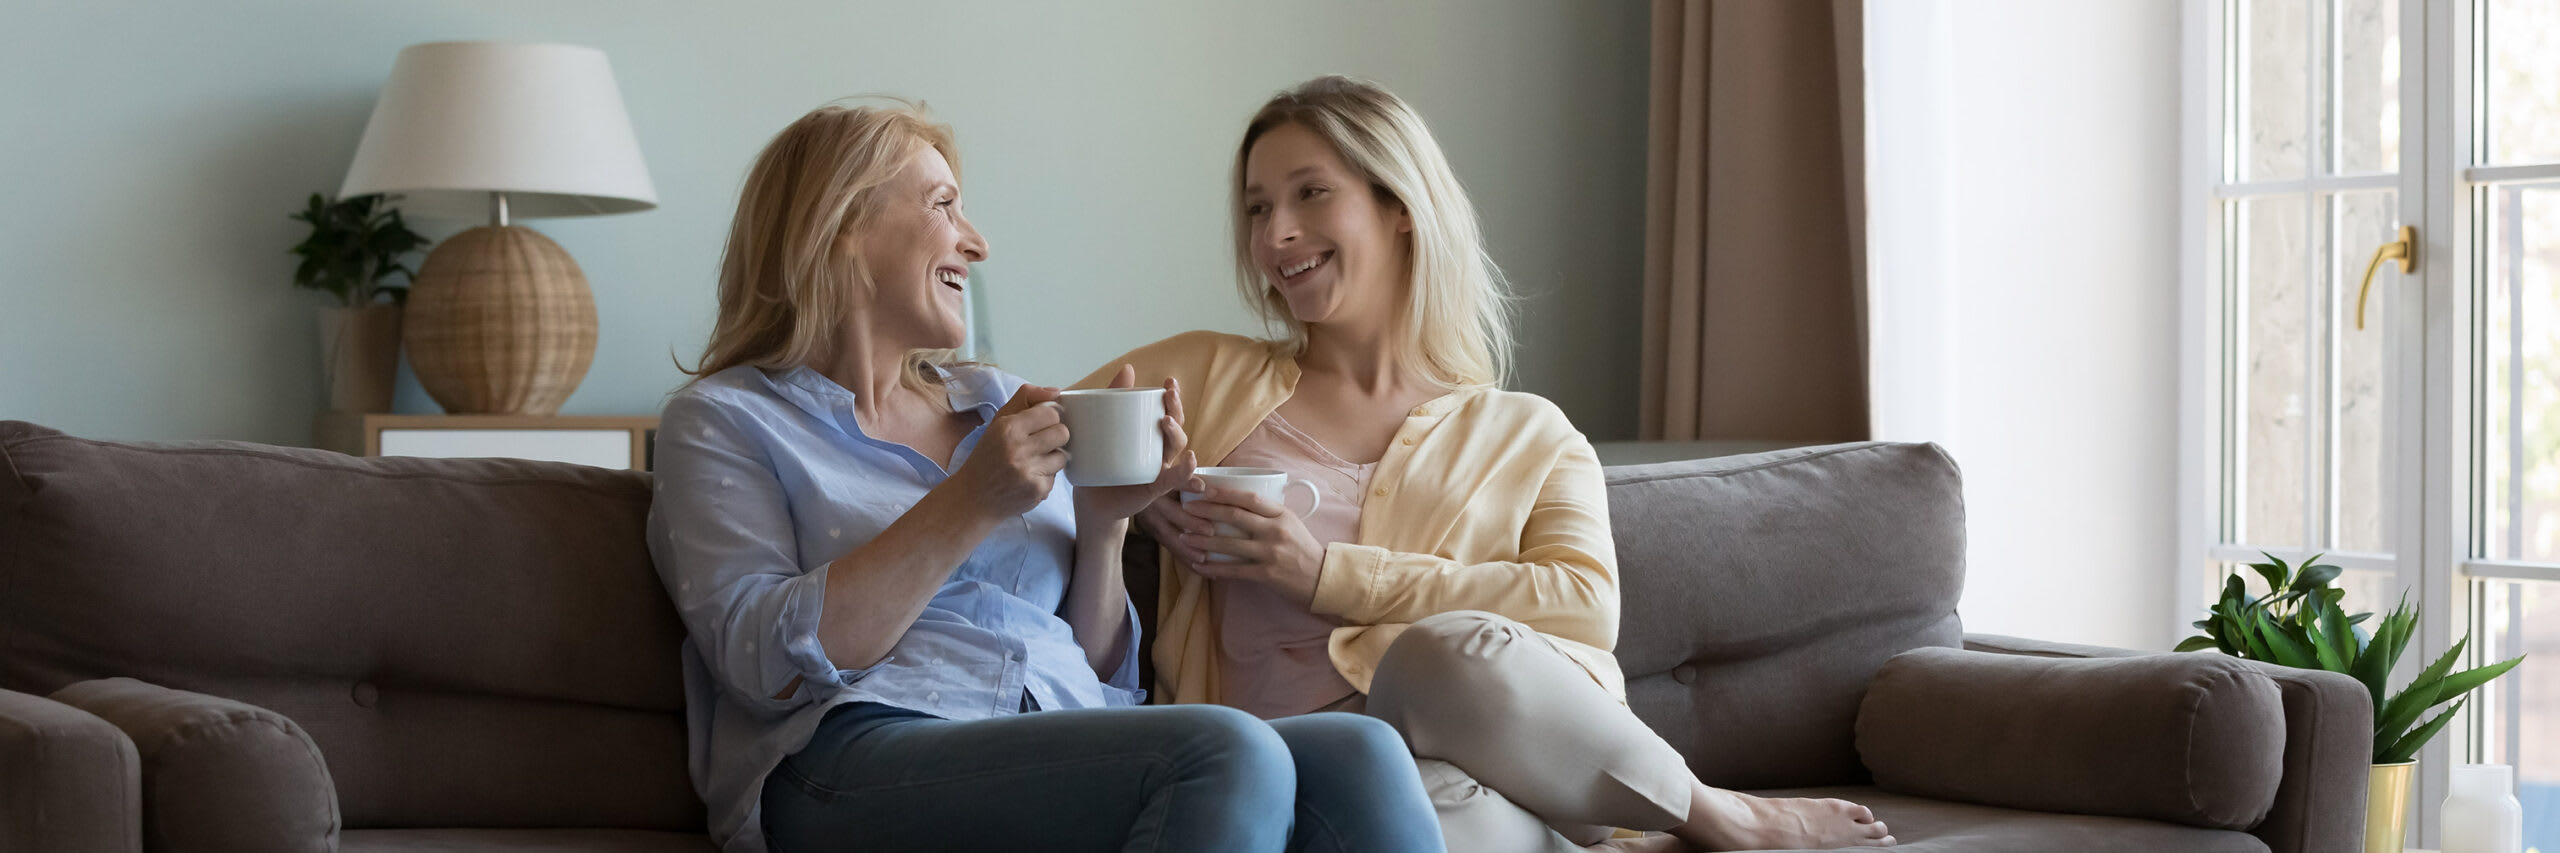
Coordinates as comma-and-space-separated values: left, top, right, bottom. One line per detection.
1359, 611, 1695, 853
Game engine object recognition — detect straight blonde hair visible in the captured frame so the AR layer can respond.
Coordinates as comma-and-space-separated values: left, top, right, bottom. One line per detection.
684, 99, 964, 389
1232, 76, 1515, 389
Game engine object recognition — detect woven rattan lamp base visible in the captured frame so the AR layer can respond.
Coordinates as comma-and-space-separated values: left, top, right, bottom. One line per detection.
403, 225, 598, 415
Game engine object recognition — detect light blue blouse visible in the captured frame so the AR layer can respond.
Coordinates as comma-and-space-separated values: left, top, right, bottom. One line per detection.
647, 364, 1144, 853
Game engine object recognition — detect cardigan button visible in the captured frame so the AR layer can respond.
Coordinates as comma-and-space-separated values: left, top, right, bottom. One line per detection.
1373, 488, 1389, 497
1672, 665, 1699, 685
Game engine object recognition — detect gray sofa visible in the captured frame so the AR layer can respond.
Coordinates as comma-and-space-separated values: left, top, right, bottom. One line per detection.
0, 420, 2368, 852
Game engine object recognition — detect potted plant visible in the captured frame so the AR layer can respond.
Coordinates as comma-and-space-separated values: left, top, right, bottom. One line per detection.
290, 193, 428, 413
2179, 554, 2523, 853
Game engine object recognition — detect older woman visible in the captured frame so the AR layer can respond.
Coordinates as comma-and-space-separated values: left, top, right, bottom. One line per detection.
650, 100, 1442, 853
1087, 77, 1895, 853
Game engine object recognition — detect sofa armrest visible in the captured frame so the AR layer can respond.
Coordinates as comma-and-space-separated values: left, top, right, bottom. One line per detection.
1857, 647, 2285, 830
1965, 633, 2373, 853
0, 687, 141, 853
49, 678, 338, 853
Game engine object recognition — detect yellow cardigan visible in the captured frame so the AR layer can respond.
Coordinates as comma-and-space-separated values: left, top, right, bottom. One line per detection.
1074, 331, 1624, 707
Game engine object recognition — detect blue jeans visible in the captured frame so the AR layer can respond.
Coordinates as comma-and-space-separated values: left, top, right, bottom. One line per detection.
761, 702, 1443, 853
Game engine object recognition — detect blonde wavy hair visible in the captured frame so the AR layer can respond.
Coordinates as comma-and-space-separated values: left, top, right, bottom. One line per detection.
1232, 76, 1515, 389
684, 98, 964, 389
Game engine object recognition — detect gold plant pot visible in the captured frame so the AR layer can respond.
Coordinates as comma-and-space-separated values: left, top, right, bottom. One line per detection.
402, 225, 597, 415
2364, 761, 2414, 853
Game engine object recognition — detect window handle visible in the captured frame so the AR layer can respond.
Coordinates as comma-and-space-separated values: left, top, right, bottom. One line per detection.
2354, 225, 2418, 331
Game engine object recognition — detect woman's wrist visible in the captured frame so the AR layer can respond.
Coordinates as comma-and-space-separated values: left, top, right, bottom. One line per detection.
915, 478, 1011, 540
1073, 498, 1134, 536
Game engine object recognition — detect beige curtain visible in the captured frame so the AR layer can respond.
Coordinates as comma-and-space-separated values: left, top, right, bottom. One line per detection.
1641, 0, 1868, 442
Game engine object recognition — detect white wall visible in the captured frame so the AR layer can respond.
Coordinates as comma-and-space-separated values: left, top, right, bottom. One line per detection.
1868, 0, 2185, 650
0, 1, 1649, 445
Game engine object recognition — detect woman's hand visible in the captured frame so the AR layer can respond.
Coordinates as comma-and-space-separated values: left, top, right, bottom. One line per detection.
1071, 366, 1198, 523
943, 384, 1069, 520
1135, 492, 1214, 563
1178, 487, 1326, 607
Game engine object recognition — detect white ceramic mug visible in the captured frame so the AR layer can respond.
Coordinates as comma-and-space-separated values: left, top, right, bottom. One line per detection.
1180, 466, 1323, 562
1056, 388, 1166, 487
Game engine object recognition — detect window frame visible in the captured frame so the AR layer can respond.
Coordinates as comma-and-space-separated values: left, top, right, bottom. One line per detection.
2178, 0, 2458, 842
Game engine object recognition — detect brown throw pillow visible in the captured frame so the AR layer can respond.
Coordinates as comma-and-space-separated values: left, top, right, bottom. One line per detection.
49, 678, 337, 853
1854, 647, 2286, 830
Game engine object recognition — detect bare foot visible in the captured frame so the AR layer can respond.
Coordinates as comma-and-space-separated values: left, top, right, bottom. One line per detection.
1587, 834, 1689, 853
1672, 784, 1895, 850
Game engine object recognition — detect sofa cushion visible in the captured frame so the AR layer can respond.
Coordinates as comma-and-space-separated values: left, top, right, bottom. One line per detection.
1855, 647, 2286, 830
0, 421, 700, 831
52, 678, 338, 853
1742, 786, 2271, 853
0, 687, 139, 853
1607, 442, 1966, 789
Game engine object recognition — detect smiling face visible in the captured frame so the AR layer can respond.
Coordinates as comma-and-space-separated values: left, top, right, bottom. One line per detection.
1240, 122, 1412, 329
838, 141, 988, 352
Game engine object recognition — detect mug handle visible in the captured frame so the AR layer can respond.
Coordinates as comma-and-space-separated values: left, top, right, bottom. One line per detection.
1282, 478, 1324, 518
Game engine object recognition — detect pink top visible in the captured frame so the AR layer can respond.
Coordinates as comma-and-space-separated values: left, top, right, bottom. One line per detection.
1212, 411, 1372, 719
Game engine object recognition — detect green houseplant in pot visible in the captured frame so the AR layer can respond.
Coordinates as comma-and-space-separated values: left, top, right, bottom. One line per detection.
290, 193, 428, 413
2179, 554, 2523, 853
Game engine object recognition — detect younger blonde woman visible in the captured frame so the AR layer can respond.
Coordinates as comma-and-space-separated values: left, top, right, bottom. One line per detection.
1084, 77, 1895, 853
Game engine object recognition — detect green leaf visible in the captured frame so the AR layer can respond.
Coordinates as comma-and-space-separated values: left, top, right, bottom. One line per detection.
2235, 612, 2278, 662
2175, 635, 2221, 653
2375, 639, 2466, 743
2431, 655, 2526, 704
285, 192, 432, 301
2353, 596, 2415, 705
2253, 609, 2319, 669
2291, 562, 2341, 592
2311, 594, 2354, 672
2377, 697, 2468, 765
2251, 556, 2290, 594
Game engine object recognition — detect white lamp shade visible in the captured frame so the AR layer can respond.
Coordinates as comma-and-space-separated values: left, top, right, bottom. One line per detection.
340, 41, 656, 220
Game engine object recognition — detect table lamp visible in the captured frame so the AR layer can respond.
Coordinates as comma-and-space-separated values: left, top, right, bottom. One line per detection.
340, 41, 655, 415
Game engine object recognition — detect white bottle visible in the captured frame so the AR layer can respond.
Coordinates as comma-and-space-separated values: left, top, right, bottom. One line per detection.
2442, 763, 2524, 853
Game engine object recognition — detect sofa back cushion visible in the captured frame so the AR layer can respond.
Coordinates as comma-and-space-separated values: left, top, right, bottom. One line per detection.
1608, 442, 1966, 788
0, 421, 700, 831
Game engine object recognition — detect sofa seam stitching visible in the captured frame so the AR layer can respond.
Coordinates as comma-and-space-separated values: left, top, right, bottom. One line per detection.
2278, 671, 2323, 848
2181, 668, 2218, 827
1603, 442, 1890, 485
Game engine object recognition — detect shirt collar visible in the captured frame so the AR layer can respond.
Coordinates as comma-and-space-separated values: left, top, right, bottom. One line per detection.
928, 362, 1008, 418
766, 363, 1005, 435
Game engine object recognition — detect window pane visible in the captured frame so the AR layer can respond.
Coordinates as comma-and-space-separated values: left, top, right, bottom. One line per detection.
2331, 566, 2399, 617
2485, 0, 2560, 165
2333, 0, 2399, 174
2478, 580, 2558, 853
2244, 0, 2312, 179
2241, 197, 2313, 547
2335, 191, 2398, 553
2484, 186, 2560, 563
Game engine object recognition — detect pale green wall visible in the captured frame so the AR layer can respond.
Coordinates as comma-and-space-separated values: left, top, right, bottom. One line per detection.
0, 1, 1647, 444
